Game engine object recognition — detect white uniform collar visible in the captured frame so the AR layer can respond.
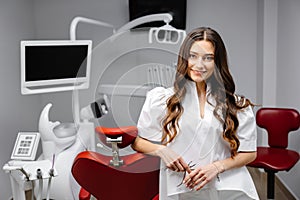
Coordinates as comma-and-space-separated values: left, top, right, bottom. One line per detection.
184, 79, 212, 98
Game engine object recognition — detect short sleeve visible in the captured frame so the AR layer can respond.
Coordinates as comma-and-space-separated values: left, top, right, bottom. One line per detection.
236, 106, 257, 152
137, 87, 172, 142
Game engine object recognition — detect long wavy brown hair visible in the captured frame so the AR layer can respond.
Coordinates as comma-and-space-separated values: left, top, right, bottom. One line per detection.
162, 27, 253, 157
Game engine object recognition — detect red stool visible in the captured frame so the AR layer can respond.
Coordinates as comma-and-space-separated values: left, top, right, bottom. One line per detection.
248, 108, 300, 199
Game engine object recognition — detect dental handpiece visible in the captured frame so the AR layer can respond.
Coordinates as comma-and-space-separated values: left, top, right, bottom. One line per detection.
36, 168, 42, 179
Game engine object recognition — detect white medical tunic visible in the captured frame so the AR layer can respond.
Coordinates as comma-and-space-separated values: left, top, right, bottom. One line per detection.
137, 80, 259, 200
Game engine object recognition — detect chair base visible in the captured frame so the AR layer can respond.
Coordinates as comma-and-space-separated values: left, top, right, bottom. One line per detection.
265, 170, 276, 199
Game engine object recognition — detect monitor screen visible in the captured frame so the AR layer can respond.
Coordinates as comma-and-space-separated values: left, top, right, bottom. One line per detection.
21, 40, 92, 95
129, 0, 187, 30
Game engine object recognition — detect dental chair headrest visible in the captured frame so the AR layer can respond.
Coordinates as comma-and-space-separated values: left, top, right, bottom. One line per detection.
95, 126, 138, 148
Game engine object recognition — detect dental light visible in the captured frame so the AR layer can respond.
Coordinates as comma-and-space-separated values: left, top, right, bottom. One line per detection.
149, 23, 186, 44
116, 13, 186, 45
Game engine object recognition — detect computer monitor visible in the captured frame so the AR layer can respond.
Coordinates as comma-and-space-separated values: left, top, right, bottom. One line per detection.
20, 40, 92, 95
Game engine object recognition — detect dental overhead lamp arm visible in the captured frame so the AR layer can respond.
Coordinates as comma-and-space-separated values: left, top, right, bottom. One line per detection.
69, 16, 115, 125
70, 16, 116, 41
116, 13, 173, 33
70, 13, 173, 124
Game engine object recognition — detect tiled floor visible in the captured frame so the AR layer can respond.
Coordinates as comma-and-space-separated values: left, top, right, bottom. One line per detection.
248, 167, 296, 200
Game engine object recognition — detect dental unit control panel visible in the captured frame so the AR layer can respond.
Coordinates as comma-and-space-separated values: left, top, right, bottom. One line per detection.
11, 132, 40, 161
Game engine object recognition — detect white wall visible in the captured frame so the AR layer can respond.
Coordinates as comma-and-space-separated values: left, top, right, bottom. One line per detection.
0, 1, 41, 200
255, 1, 300, 198
186, 0, 258, 102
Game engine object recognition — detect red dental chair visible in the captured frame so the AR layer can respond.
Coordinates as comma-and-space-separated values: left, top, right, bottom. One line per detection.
247, 108, 300, 199
72, 126, 160, 200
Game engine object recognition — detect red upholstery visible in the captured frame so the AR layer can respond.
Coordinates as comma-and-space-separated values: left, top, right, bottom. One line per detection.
249, 108, 300, 171
248, 107, 300, 199
96, 126, 138, 148
255, 107, 300, 148
72, 126, 160, 200
249, 147, 299, 171
152, 194, 159, 200
79, 188, 91, 200
72, 151, 160, 200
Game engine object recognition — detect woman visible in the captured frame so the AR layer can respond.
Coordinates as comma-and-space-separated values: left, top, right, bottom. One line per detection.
132, 27, 259, 200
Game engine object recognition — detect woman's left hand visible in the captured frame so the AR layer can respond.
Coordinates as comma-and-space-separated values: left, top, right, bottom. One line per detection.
183, 163, 219, 191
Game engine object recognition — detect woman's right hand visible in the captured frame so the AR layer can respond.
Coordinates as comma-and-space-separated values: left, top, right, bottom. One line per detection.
153, 146, 191, 172
131, 137, 191, 172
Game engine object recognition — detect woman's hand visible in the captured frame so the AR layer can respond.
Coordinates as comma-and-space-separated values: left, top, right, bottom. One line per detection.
183, 162, 221, 190
183, 151, 256, 191
131, 136, 191, 172
154, 146, 191, 172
